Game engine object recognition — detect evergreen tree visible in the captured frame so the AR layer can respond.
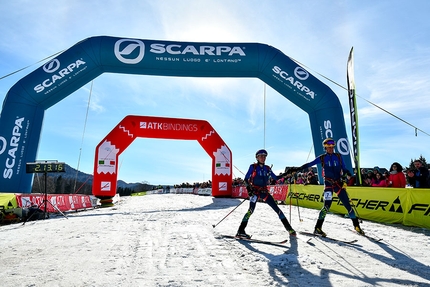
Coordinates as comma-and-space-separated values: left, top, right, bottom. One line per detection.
408, 155, 428, 170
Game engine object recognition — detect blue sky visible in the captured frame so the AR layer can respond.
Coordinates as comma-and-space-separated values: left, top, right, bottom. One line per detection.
1, 1, 430, 186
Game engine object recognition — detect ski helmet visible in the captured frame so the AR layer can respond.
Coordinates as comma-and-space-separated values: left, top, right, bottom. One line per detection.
255, 149, 268, 157
322, 138, 336, 148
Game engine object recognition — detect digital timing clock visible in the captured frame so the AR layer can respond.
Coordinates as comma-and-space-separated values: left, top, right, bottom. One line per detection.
26, 162, 66, 173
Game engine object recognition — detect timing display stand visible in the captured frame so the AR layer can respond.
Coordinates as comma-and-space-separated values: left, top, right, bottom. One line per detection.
24, 161, 68, 224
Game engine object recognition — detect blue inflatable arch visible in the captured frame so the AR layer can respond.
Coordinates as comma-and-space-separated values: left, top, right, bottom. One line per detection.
0, 36, 352, 193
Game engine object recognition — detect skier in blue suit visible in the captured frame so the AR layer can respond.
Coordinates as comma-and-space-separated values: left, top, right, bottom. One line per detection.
236, 149, 296, 239
292, 138, 364, 237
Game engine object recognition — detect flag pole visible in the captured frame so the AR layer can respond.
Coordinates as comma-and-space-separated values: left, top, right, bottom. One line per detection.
347, 47, 362, 185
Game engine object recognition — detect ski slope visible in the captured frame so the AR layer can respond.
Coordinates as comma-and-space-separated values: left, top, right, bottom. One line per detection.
1, 194, 429, 287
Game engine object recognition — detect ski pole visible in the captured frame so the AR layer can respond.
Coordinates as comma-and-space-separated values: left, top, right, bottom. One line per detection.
295, 190, 303, 222
288, 180, 292, 223
351, 203, 362, 223
346, 189, 362, 223
212, 198, 247, 228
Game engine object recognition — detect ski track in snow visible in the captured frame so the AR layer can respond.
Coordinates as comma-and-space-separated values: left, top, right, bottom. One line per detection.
1, 194, 429, 287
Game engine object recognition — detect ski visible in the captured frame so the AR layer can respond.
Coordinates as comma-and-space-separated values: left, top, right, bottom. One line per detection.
351, 230, 384, 243
298, 231, 359, 245
220, 234, 289, 248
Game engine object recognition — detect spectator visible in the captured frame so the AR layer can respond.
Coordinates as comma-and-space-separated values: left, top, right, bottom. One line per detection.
371, 172, 388, 187
360, 168, 367, 182
276, 173, 287, 185
305, 171, 319, 185
383, 170, 390, 179
346, 171, 356, 186
283, 173, 295, 185
372, 166, 380, 181
295, 172, 305, 184
387, 162, 406, 188
362, 170, 373, 186
407, 160, 430, 188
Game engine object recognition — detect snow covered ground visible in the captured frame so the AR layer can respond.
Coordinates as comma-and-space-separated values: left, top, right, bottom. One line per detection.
1, 193, 429, 287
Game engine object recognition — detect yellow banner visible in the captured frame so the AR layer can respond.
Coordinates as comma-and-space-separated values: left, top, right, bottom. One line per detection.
0, 193, 18, 210
285, 184, 430, 229
403, 189, 430, 228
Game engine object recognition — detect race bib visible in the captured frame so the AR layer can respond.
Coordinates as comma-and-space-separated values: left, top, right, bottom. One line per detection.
323, 191, 333, 201
250, 195, 258, 203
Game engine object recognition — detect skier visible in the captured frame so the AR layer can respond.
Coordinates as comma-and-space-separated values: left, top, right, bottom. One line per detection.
291, 138, 365, 236
236, 149, 296, 239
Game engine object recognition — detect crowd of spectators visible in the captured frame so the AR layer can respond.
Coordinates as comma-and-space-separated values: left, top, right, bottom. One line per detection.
172, 158, 430, 190
174, 180, 212, 189
344, 160, 430, 188
231, 167, 320, 187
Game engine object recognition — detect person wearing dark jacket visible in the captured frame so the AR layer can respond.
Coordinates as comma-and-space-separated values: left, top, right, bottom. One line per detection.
290, 138, 364, 237
236, 149, 296, 239
407, 160, 429, 188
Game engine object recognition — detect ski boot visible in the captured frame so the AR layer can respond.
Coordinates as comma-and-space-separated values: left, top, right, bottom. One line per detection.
314, 227, 327, 237
352, 218, 365, 235
314, 219, 327, 237
281, 218, 296, 236
236, 221, 251, 239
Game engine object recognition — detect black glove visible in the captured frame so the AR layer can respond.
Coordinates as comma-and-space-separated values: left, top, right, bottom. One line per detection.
246, 185, 254, 196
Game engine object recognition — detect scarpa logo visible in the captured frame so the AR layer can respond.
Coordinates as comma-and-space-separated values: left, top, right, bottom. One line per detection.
323, 120, 350, 156
294, 67, 309, 81
2, 117, 24, 179
34, 59, 86, 93
272, 66, 316, 99
114, 39, 145, 64
0, 136, 6, 155
336, 138, 350, 156
43, 59, 61, 73
149, 43, 246, 56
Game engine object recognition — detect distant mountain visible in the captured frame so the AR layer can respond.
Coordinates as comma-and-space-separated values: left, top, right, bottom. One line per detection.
51, 164, 150, 190
50, 163, 92, 183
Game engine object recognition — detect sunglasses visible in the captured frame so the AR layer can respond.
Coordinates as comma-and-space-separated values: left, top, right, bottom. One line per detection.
325, 140, 335, 146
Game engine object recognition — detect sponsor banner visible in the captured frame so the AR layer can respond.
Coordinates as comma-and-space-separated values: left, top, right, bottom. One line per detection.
15, 194, 98, 213
285, 185, 430, 229
149, 186, 286, 199
171, 188, 194, 194
232, 185, 288, 201
231, 186, 248, 199
403, 189, 430, 228
197, 188, 212, 196
0, 193, 18, 210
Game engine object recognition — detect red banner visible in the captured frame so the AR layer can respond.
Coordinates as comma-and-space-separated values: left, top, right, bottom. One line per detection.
15, 194, 97, 213
232, 185, 288, 201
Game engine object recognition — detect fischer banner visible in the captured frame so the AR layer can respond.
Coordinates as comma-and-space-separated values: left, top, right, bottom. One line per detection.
286, 184, 430, 229
0, 36, 352, 193
93, 115, 232, 198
